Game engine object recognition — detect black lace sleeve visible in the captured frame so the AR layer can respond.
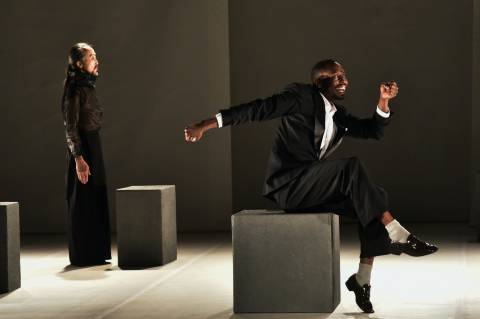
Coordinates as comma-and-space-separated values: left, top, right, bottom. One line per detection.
64, 87, 83, 157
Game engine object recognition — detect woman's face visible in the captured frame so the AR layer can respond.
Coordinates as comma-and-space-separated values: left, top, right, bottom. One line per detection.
77, 47, 99, 76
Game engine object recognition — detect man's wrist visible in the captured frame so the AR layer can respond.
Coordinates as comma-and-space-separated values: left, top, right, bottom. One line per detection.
201, 118, 219, 131
378, 98, 390, 113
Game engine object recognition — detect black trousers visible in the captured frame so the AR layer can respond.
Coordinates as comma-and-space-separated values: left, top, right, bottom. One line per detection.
273, 157, 391, 258
66, 130, 111, 266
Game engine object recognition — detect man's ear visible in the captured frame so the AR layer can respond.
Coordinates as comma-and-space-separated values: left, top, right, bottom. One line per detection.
316, 76, 331, 91
314, 78, 326, 90
75, 61, 83, 69
314, 79, 322, 89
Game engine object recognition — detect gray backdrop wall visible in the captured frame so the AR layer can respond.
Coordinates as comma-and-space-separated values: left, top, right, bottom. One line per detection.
1, 0, 475, 233
2, 0, 232, 233
229, 0, 473, 221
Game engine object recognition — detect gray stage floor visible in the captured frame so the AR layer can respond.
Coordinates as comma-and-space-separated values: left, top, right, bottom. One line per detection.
1, 223, 479, 319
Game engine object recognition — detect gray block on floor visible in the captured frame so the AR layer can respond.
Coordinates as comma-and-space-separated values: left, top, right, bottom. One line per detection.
232, 210, 340, 313
116, 186, 177, 268
0, 202, 21, 293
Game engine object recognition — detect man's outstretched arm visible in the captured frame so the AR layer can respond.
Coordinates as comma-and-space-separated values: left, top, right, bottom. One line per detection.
184, 83, 303, 143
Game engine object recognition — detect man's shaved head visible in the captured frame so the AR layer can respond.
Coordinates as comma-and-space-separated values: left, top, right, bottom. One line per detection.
311, 59, 343, 86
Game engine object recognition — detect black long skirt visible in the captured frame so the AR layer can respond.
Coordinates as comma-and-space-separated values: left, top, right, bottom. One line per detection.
66, 130, 111, 266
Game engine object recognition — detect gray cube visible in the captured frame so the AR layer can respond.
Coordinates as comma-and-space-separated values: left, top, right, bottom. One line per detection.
0, 202, 21, 293
116, 186, 177, 268
232, 210, 340, 313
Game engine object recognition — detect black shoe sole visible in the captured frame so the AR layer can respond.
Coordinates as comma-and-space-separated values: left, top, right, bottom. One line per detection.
345, 276, 374, 314
390, 245, 438, 257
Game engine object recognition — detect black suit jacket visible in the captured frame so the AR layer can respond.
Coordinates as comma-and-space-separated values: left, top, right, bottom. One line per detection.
219, 83, 391, 200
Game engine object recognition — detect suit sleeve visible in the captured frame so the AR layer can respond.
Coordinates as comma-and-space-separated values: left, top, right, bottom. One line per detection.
343, 108, 392, 140
219, 83, 302, 126
64, 88, 83, 157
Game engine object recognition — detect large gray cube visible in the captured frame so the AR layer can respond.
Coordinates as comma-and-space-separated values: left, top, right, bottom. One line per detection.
116, 186, 177, 268
232, 210, 340, 313
0, 202, 21, 293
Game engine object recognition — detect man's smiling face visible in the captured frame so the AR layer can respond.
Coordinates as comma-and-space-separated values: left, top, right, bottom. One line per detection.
324, 64, 349, 100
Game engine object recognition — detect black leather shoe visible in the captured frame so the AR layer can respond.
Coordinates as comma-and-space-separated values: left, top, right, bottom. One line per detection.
390, 234, 438, 257
345, 274, 374, 313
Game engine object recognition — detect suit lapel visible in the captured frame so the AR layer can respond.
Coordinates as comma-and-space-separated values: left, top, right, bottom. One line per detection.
333, 105, 348, 135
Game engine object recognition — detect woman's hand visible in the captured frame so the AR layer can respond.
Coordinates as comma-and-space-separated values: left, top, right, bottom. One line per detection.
75, 156, 91, 184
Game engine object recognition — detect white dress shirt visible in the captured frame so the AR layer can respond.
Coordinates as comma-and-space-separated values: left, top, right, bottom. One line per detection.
318, 93, 337, 159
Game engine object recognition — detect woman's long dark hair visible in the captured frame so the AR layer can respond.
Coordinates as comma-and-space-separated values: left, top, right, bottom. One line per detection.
61, 43, 93, 114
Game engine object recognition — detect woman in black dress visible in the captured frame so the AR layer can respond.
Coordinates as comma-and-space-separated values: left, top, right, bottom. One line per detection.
61, 43, 111, 266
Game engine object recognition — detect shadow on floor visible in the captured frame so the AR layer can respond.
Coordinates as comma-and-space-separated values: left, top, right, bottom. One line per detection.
56, 264, 110, 281
205, 308, 340, 319
228, 315, 330, 319
105, 265, 163, 271
0, 292, 14, 299
342, 312, 384, 319
206, 309, 385, 319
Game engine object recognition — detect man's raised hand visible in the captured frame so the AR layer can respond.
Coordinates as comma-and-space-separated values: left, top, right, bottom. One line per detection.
380, 81, 399, 100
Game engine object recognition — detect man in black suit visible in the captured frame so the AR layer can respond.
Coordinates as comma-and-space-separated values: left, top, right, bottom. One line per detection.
184, 59, 437, 313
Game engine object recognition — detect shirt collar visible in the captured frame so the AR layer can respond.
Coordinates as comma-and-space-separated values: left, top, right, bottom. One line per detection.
319, 92, 337, 116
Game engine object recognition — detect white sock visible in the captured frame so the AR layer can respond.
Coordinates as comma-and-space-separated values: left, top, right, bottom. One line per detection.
355, 263, 372, 286
385, 219, 410, 243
